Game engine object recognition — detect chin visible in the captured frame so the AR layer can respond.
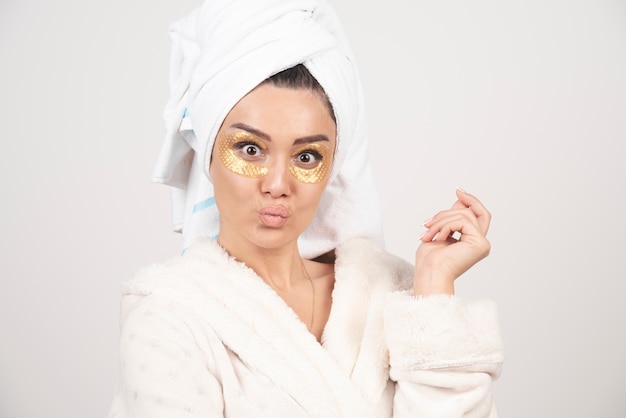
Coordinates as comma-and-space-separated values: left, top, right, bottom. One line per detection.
249, 227, 302, 249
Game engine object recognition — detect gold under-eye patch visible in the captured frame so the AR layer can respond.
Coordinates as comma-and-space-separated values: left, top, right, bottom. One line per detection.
289, 143, 331, 184
216, 131, 332, 183
216, 132, 268, 178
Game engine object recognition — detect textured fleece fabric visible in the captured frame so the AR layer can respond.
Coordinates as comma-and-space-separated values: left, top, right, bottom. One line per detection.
108, 238, 503, 417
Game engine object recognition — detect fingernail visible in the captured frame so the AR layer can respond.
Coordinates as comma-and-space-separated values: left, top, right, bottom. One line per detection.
432, 232, 441, 241
456, 186, 467, 193
418, 230, 427, 240
421, 217, 432, 227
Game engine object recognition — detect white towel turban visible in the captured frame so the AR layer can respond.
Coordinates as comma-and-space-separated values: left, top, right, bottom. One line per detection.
151, 0, 384, 258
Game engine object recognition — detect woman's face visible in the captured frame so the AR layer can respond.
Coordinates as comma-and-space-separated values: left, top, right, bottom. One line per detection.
209, 83, 336, 252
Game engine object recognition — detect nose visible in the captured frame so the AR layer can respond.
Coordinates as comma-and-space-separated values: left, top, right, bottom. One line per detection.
260, 158, 292, 198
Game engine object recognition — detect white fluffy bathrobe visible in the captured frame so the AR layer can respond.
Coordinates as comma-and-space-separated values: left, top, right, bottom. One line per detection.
107, 238, 503, 417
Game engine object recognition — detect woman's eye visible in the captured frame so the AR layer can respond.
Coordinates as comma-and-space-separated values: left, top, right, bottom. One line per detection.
244, 145, 260, 156
234, 142, 264, 159
295, 150, 322, 167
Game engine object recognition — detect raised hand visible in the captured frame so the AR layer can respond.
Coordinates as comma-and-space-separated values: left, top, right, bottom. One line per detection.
414, 188, 491, 296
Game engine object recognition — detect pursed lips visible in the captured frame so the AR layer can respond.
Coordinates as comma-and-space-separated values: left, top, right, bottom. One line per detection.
258, 205, 289, 227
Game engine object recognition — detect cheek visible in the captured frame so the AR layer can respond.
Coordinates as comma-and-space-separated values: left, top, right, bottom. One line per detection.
212, 162, 241, 196
210, 155, 237, 203
211, 158, 263, 210
211, 175, 244, 223
300, 182, 330, 215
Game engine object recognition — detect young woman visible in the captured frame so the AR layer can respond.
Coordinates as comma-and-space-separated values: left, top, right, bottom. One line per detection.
108, 1, 503, 417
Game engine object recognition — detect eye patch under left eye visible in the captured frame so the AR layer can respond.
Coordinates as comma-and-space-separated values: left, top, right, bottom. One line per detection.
289, 144, 331, 184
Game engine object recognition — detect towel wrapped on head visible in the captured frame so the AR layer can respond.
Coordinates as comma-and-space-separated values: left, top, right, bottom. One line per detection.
151, 0, 383, 258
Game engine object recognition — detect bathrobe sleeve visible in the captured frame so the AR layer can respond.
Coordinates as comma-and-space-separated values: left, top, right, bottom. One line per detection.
383, 292, 503, 418
107, 294, 225, 418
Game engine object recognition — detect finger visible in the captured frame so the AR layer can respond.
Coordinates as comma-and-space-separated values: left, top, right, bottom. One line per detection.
436, 212, 479, 241
430, 218, 481, 244
420, 210, 481, 242
455, 188, 491, 235
422, 207, 479, 230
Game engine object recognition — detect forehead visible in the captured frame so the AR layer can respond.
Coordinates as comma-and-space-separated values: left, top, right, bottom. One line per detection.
220, 84, 337, 143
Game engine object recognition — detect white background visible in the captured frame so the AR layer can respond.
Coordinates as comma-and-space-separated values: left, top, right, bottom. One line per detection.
1, 0, 624, 417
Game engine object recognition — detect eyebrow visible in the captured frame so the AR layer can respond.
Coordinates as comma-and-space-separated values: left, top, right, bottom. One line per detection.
230, 122, 330, 145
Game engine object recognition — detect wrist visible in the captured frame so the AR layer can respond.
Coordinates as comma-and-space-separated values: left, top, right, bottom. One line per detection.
413, 268, 455, 296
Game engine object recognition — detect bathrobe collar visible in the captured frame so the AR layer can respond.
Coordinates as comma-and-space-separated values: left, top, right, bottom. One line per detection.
123, 238, 409, 417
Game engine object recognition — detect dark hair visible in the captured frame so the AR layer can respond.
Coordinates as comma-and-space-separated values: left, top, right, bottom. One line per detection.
263, 64, 336, 123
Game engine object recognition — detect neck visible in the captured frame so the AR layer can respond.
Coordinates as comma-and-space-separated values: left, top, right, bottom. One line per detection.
217, 232, 318, 335
217, 236, 304, 290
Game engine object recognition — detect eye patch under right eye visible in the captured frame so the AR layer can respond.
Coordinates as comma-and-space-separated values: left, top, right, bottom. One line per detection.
216, 132, 268, 178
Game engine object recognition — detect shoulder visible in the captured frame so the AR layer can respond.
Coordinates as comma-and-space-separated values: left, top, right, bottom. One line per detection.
335, 238, 414, 292
122, 238, 229, 295
118, 238, 240, 322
